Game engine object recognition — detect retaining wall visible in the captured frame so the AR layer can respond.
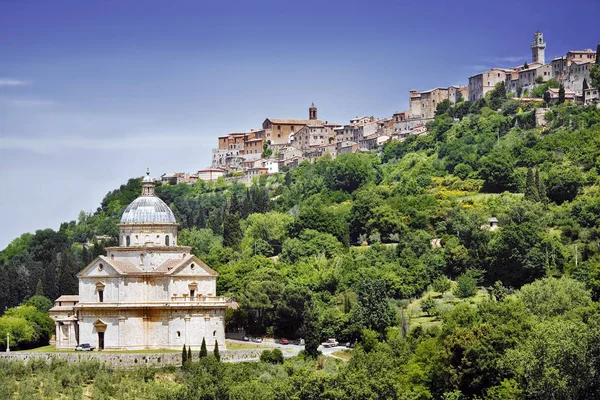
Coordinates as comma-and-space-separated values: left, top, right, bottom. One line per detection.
0, 349, 278, 368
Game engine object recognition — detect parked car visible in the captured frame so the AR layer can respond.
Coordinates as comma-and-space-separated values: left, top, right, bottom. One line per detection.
75, 343, 95, 351
251, 337, 263, 343
280, 338, 290, 345
242, 336, 249, 342
293, 338, 305, 346
345, 341, 356, 349
321, 338, 339, 348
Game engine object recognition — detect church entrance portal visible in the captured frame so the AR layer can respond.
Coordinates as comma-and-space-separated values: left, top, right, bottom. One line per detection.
98, 332, 105, 350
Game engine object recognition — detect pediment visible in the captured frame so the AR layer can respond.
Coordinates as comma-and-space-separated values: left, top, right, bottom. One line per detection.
77, 256, 120, 277
169, 256, 218, 277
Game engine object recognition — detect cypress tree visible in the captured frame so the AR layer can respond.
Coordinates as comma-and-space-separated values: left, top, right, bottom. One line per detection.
558, 84, 566, 104
57, 246, 78, 295
35, 279, 44, 296
200, 337, 207, 358
182, 344, 187, 365
187, 345, 192, 362
525, 167, 540, 201
536, 169, 546, 202
301, 301, 321, 358
223, 213, 243, 249
213, 340, 220, 361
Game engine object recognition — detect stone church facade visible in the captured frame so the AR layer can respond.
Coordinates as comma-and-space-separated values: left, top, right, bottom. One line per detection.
51, 171, 228, 351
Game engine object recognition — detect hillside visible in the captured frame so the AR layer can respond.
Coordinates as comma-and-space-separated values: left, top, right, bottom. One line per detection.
3, 89, 600, 398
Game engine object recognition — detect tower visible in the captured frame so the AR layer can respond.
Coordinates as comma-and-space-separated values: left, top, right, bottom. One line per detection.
309, 102, 317, 120
531, 31, 546, 65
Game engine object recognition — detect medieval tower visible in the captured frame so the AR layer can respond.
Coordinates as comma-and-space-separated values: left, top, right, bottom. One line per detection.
309, 103, 318, 120
531, 31, 546, 64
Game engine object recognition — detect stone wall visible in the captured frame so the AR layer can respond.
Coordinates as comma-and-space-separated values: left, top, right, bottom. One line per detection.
0, 349, 285, 369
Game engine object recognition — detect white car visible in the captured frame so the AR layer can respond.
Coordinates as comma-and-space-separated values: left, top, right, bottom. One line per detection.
321, 338, 339, 348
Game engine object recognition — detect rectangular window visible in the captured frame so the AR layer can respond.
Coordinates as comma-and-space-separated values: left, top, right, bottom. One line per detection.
98, 290, 104, 303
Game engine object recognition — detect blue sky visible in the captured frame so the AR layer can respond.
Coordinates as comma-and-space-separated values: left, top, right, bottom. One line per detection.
1, 0, 599, 248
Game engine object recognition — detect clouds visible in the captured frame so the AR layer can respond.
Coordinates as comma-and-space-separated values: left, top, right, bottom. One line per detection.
0, 78, 30, 87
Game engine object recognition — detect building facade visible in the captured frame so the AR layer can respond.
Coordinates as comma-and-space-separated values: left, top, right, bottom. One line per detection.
53, 171, 229, 351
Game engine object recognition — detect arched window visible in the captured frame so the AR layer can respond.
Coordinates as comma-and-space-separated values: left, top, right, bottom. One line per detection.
126, 236, 130, 247
165, 235, 170, 246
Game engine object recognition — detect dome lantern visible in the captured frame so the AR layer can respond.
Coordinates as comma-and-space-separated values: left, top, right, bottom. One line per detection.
141, 168, 155, 196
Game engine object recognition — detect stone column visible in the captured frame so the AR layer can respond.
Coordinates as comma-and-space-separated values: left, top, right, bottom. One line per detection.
55, 322, 61, 349
68, 323, 74, 348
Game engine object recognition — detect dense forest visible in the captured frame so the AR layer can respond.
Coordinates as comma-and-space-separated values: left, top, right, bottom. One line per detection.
3, 84, 600, 398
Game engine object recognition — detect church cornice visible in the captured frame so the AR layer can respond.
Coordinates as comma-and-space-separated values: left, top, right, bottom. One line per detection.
106, 245, 192, 252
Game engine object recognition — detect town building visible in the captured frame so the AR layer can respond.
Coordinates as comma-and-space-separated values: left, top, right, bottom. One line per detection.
291, 122, 339, 152
262, 104, 324, 146
197, 168, 226, 182
53, 171, 229, 351
545, 87, 577, 104
469, 68, 513, 102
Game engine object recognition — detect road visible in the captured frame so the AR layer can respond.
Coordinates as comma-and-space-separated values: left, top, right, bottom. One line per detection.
224, 339, 349, 362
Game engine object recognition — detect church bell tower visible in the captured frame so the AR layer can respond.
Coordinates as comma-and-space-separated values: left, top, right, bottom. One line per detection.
531, 31, 546, 64
309, 103, 317, 120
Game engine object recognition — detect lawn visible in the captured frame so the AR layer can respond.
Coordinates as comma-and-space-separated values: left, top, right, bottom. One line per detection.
331, 350, 352, 361
20, 345, 179, 354
224, 341, 276, 350
406, 286, 490, 329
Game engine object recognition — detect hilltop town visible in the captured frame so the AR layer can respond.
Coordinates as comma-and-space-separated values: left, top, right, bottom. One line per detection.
162, 32, 597, 184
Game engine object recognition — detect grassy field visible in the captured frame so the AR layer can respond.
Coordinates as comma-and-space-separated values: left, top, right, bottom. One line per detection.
331, 350, 352, 361
223, 341, 276, 350
20, 345, 180, 354
406, 286, 489, 329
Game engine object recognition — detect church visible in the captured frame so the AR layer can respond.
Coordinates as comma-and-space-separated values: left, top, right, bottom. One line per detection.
50, 171, 229, 351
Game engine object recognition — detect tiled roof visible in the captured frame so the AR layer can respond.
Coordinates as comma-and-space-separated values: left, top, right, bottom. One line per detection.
103, 257, 142, 274
154, 258, 186, 273
266, 119, 323, 125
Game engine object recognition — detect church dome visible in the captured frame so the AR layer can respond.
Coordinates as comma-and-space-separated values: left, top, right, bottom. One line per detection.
120, 169, 177, 224
120, 196, 177, 224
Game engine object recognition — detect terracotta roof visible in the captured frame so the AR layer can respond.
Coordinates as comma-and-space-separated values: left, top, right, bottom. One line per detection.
266, 118, 323, 125
154, 258, 187, 273
102, 257, 142, 274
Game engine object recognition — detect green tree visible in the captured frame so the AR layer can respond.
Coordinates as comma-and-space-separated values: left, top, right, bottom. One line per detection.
524, 168, 539, 201
543, 90, 551, 105
420, 296, 437, 316
213, 340, 220, 361
432, 276, 451, 295
301, 300, 321, 358
515, 277, 591, 319
222, 212, 243, 249
435, 99, 453, 116
488, 81, 507, 110
453, 271, 478, 298
261, 142, 273, 159
199, 337, 207, 358
546, 162, 584, 204
360, 329, 379, 353
350, 279, 396, 337
558, 84, 566, 104
323, 153, 377, 193
57, 246, 78, 296
22, 295, 53, 313
181, 344, 187, 365
535, 168, 546, 202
